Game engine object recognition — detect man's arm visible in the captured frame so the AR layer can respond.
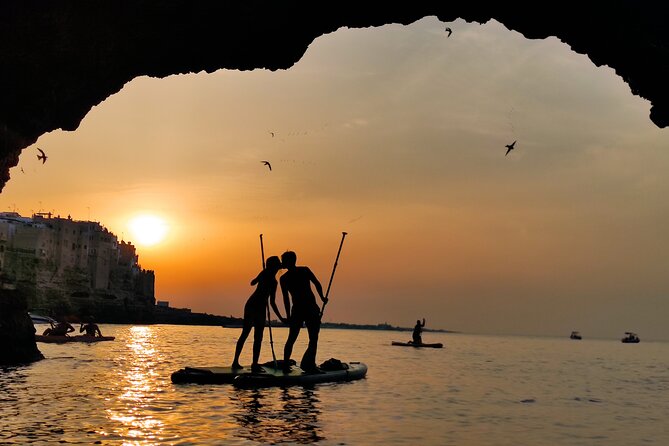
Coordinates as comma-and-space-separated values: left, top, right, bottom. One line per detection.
307, 268, 326, 302
421, 318, 426, 327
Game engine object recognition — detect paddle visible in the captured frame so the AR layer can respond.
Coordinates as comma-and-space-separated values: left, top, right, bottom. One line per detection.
320, 232, 348, 319
259, 234, 278, 368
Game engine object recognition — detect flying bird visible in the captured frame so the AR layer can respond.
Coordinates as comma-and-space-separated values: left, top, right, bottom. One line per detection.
505, 140, 517, 156
36, 147, 47, 164
269, 131, 275, 137
445, 27, 452, 37
20, 167, 25, 174
261, 160, 272, 171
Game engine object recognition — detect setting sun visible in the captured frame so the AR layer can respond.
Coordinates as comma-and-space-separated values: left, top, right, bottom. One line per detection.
128, 215, 169, 246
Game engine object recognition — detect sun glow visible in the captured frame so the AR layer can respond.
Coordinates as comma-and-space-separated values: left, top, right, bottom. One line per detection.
128, 215, 169, 246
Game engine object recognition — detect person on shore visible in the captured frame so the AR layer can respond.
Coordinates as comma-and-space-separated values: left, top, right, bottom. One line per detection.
232, 256, 284, 373
80, 317, 102, 337
411, 318, 426, 345
42, 318, 75, 336
280, 251, 327, 374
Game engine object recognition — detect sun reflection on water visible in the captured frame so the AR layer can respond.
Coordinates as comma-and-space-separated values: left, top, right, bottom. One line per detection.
232, 386, 324, 444
104, 326, 171, 445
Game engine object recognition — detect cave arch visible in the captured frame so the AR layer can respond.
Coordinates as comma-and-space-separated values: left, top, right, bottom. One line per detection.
1, 2, 667, 192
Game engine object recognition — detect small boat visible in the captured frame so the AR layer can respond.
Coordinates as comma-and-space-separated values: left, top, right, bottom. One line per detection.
28, 313, 58, 325
621, 332, 640, 343
570, 331, 582, 340
35, 335, 115, 344
392, 341, 443, 348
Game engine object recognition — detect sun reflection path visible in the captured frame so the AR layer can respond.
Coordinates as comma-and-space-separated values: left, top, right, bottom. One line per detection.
103, 326, 175, 445
231, 386, 325, 444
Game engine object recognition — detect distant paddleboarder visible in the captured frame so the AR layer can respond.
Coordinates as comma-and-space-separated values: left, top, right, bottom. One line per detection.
412, 318, 426, 344
232, 255, 284, 373
80, 317, 103, 337
42, 318, 74, 336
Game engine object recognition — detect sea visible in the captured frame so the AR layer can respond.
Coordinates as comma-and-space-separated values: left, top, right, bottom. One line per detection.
1, 325, 668, 445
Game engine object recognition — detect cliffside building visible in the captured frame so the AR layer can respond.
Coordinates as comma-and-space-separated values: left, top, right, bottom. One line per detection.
0, 212, 155, 321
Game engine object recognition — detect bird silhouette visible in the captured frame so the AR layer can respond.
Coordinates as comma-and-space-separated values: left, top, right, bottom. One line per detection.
505, 140, 517, 156
269, 131, 275, 137
261, 160, 272, 171
20, 167, 25, 174
445, 27, 452, 37
36, 147, 47, 164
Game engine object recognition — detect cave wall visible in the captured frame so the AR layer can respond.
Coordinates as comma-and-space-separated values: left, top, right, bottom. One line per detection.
0, 1, 668, 193
0, 287, 44, 365
0, 1, 668, 366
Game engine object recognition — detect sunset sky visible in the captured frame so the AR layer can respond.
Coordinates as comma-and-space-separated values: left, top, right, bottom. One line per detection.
2, 17, 669, 339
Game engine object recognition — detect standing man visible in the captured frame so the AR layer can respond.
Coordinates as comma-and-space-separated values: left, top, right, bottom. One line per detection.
280, 251, 328, 373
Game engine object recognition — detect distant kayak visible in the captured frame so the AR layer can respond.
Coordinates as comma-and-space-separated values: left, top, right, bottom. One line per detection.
392, 341, 443, 348
35, 335, 115, 343
171, 359, 367, 387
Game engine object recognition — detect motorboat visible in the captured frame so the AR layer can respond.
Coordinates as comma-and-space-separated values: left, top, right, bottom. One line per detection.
28, 312, 58, 325
621, 332, 640, 343
570, 331, 582, 340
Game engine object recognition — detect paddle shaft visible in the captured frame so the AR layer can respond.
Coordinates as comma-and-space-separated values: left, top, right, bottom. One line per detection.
320, 232, 347, 318
259, 234, 277, 367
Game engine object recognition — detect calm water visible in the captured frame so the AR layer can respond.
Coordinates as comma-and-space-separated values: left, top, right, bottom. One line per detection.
1, 325, 668, 445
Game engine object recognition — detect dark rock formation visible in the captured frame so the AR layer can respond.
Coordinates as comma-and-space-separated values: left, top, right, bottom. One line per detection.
0, 287, 44, 365
0, 2, 668, 192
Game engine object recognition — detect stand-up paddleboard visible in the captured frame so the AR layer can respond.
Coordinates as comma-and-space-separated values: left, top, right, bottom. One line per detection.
35, 335, 115, 343
233, 361, 367, 389
171, 359, 367, 387
392, 341, 443, 348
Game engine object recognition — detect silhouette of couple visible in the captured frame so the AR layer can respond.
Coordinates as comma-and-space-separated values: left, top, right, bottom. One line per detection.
232, 251, 328, 374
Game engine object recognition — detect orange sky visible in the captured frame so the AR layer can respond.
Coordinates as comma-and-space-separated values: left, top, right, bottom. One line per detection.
2, 18, 669, 339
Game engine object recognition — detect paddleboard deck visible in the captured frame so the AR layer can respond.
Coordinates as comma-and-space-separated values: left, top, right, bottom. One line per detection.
392, 341, 443, 348
35, 335, 115, 343
171, 365, 256, 384
233, 362, 367, 388
171, 360, 367, 387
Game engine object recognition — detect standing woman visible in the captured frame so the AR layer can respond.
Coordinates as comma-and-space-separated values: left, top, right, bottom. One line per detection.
232, 256, 285, 373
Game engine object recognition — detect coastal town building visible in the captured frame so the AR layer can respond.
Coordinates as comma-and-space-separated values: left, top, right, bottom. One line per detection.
0, 212, 155, 321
